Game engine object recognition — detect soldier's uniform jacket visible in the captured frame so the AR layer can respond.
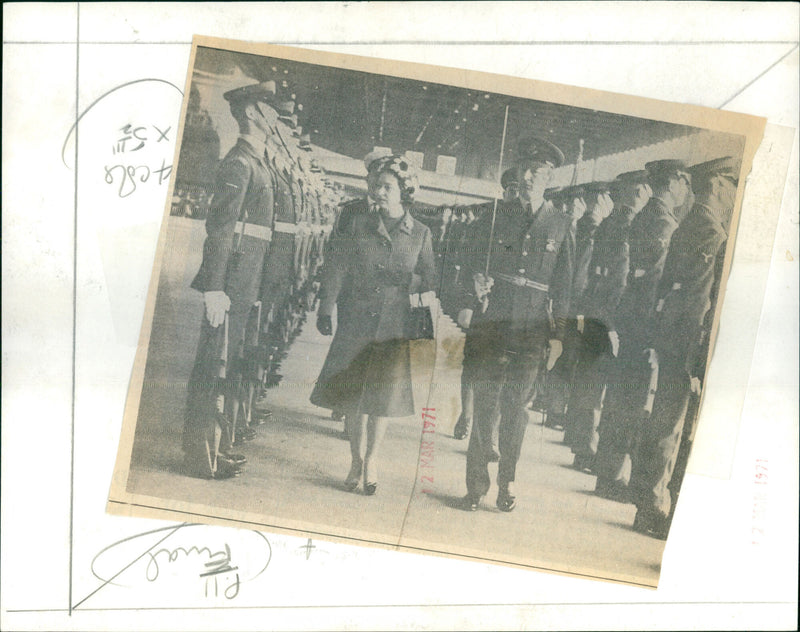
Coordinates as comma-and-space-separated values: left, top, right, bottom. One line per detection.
572, 212, 601, 303
651, 203, 727, 371
191, 137, 275, 307
613, 196, 680, 349
257, 149, 295, 309
457, 198, 574, 347
580, 204, 637, 330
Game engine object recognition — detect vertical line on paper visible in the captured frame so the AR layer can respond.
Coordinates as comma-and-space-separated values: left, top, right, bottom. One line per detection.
68, 1, 80, 617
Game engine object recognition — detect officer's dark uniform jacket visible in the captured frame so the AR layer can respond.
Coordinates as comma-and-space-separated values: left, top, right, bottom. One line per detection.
191, 137, 275, 307
457, 198, 574, 350
651, 203, 727, 372
613, 196, 680, 350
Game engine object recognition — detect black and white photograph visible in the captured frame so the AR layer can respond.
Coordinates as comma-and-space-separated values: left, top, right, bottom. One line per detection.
109, 35, 765, 587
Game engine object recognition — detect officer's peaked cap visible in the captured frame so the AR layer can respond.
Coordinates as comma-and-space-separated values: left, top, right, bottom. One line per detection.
517, 137, 565, 168
223, 81, 277, 104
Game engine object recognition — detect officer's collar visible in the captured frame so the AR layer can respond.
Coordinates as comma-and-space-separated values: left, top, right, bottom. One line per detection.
239, 134, 267, 161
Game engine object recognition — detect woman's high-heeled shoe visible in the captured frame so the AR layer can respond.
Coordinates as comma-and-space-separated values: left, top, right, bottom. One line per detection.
363, 461, 378, 496
344, 461, 362, 492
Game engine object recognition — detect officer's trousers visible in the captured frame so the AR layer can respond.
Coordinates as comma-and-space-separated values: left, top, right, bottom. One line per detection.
466, 342, 544, 497
629, 353, 690, 518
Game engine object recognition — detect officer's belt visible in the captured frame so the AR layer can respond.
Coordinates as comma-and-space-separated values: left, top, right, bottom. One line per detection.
495, 273, 549, 293
273, 221, 299, 234
235, 221, 272, 241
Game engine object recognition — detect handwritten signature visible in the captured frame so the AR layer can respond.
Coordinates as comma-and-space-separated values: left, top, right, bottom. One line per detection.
89, 524, 271, 603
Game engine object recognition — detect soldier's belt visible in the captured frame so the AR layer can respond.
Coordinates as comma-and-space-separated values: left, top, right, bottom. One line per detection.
495, 273, 549, 292
235, 221, 272, 241
273, 221, 299, 234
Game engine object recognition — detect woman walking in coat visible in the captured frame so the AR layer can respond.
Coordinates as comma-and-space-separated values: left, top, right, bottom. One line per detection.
311, 152, 436, 495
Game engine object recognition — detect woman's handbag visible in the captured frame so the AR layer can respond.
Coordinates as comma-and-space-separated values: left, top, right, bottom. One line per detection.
405, 294, 434, 340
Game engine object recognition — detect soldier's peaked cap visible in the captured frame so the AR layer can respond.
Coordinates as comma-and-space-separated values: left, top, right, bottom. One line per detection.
223, 81, 277, 103
562, 184, 586, 200
644, 159, 689, 177
277, 100, 296, 117
689, 156, 740, 184
517, 137, 565, 168
543, 186, 563, 201
583, 181, 613, 194
614, 169, 650, 184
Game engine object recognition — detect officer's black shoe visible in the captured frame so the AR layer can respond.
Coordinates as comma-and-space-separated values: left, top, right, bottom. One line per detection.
496, 489, 517, 512
462, 494, 482, 512
453, 416, 470, 440
330, 410, 346, 422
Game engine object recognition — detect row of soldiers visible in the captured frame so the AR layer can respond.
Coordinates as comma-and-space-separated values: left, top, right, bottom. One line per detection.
434, 137, 737, 538
182, 80, 342, 480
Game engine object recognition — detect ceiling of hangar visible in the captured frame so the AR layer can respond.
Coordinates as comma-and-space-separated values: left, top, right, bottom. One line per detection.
195, 46, 712, 180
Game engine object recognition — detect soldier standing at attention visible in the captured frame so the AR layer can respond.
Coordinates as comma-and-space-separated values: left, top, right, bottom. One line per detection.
566, 171, 652, 475
456, 137, 573, 512
630, 157, 738, 538
549, 183, 613, 439
573, 170, 652, 496
592, 160, 691, 498
182, 82, 279, 480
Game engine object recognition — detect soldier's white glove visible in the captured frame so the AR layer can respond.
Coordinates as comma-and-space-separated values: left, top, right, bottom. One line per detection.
546, 339, 563, 371
457, 308, 473, 329
645, 347, 659, 369
608, 330, 620, 357
690, 376, 702, 395
571, 197, 587, 222
203, 290, 230, 328
597, 192, 614, 221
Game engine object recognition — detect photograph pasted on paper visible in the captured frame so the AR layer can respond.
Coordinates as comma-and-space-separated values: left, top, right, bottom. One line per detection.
109, 37, 765, 588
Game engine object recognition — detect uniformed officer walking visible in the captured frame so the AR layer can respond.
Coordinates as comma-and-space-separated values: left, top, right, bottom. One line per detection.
182, 81, 279, 480
456, 136, 573, 512
592, 160, 691, 497
629, 156, 738, 538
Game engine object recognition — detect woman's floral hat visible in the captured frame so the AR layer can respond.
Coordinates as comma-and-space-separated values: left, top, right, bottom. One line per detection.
364, 150, 419, 203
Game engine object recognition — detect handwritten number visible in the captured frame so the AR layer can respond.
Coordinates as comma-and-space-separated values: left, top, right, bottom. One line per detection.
154, 159, 172, 185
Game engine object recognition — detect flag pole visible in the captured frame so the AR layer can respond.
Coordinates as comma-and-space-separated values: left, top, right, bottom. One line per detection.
485, 104, 510, 276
